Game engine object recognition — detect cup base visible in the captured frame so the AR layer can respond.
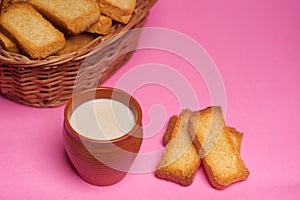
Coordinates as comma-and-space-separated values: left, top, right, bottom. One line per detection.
78, 170, 127, 186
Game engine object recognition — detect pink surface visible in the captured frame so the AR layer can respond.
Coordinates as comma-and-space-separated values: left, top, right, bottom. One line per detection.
1, 0, 300, 199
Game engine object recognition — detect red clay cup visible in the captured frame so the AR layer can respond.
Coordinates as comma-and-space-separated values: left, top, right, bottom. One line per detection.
63, 87, 143, 186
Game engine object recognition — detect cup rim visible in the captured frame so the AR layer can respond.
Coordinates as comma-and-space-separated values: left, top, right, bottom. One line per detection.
64, 87, 143, 144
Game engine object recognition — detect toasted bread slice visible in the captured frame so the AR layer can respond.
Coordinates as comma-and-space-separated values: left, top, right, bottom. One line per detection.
163, 116, 243, 152
0, 31, 20, 53
155, 109, 200, 186
225, 126, 243, 152
99, 0, 136, 24
1, 0, 23, 9
189, 106, 225, 158
86, 15, 112, 35
28, 0, 100, 34
162, 115, 178, 146
0, 2, 65, 59
2, 0, 10, 8
189, 107, 249, 189
54, 33, 97, 56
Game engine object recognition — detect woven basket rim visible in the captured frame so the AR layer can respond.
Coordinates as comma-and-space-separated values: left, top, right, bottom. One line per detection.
0, 0, 157, 67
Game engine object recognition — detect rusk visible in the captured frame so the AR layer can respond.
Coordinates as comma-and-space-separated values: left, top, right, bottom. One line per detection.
55, 33, 97, 56
86, 15, 112, 35
0, 2, 65, 59
155, 109, 200, 186
225, 126, 243, 152
99, 0, 136, 24
28, 0, 100, 34
163, 116, 243, 153
162, 115, 178, 146
189, 107, 250, 189
1, 0, 21, 8
0, 31, 20, 53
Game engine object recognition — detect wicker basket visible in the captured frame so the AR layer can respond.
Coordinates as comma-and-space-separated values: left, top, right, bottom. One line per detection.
0, 0, 157, 107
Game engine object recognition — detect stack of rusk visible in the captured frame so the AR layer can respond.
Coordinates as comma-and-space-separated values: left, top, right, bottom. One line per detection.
155, 107, 250, 189
0, 0, 137, 59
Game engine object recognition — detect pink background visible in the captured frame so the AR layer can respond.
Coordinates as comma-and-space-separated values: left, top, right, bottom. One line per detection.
1, 0, 300, 199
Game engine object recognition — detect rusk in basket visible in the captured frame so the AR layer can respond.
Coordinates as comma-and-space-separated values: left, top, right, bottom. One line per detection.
0, 0, 157, 107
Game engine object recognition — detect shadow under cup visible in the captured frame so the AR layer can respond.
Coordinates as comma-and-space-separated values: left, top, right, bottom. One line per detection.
63, 87, 143, 186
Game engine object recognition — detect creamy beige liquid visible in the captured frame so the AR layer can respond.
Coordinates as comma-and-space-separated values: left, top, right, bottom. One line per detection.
70, 99, 136, 140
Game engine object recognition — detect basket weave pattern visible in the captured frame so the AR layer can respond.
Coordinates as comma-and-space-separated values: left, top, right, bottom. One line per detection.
0, 0, 157, 107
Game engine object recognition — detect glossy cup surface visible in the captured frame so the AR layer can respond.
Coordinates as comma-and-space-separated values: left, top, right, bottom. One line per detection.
63, 87, 143, 186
